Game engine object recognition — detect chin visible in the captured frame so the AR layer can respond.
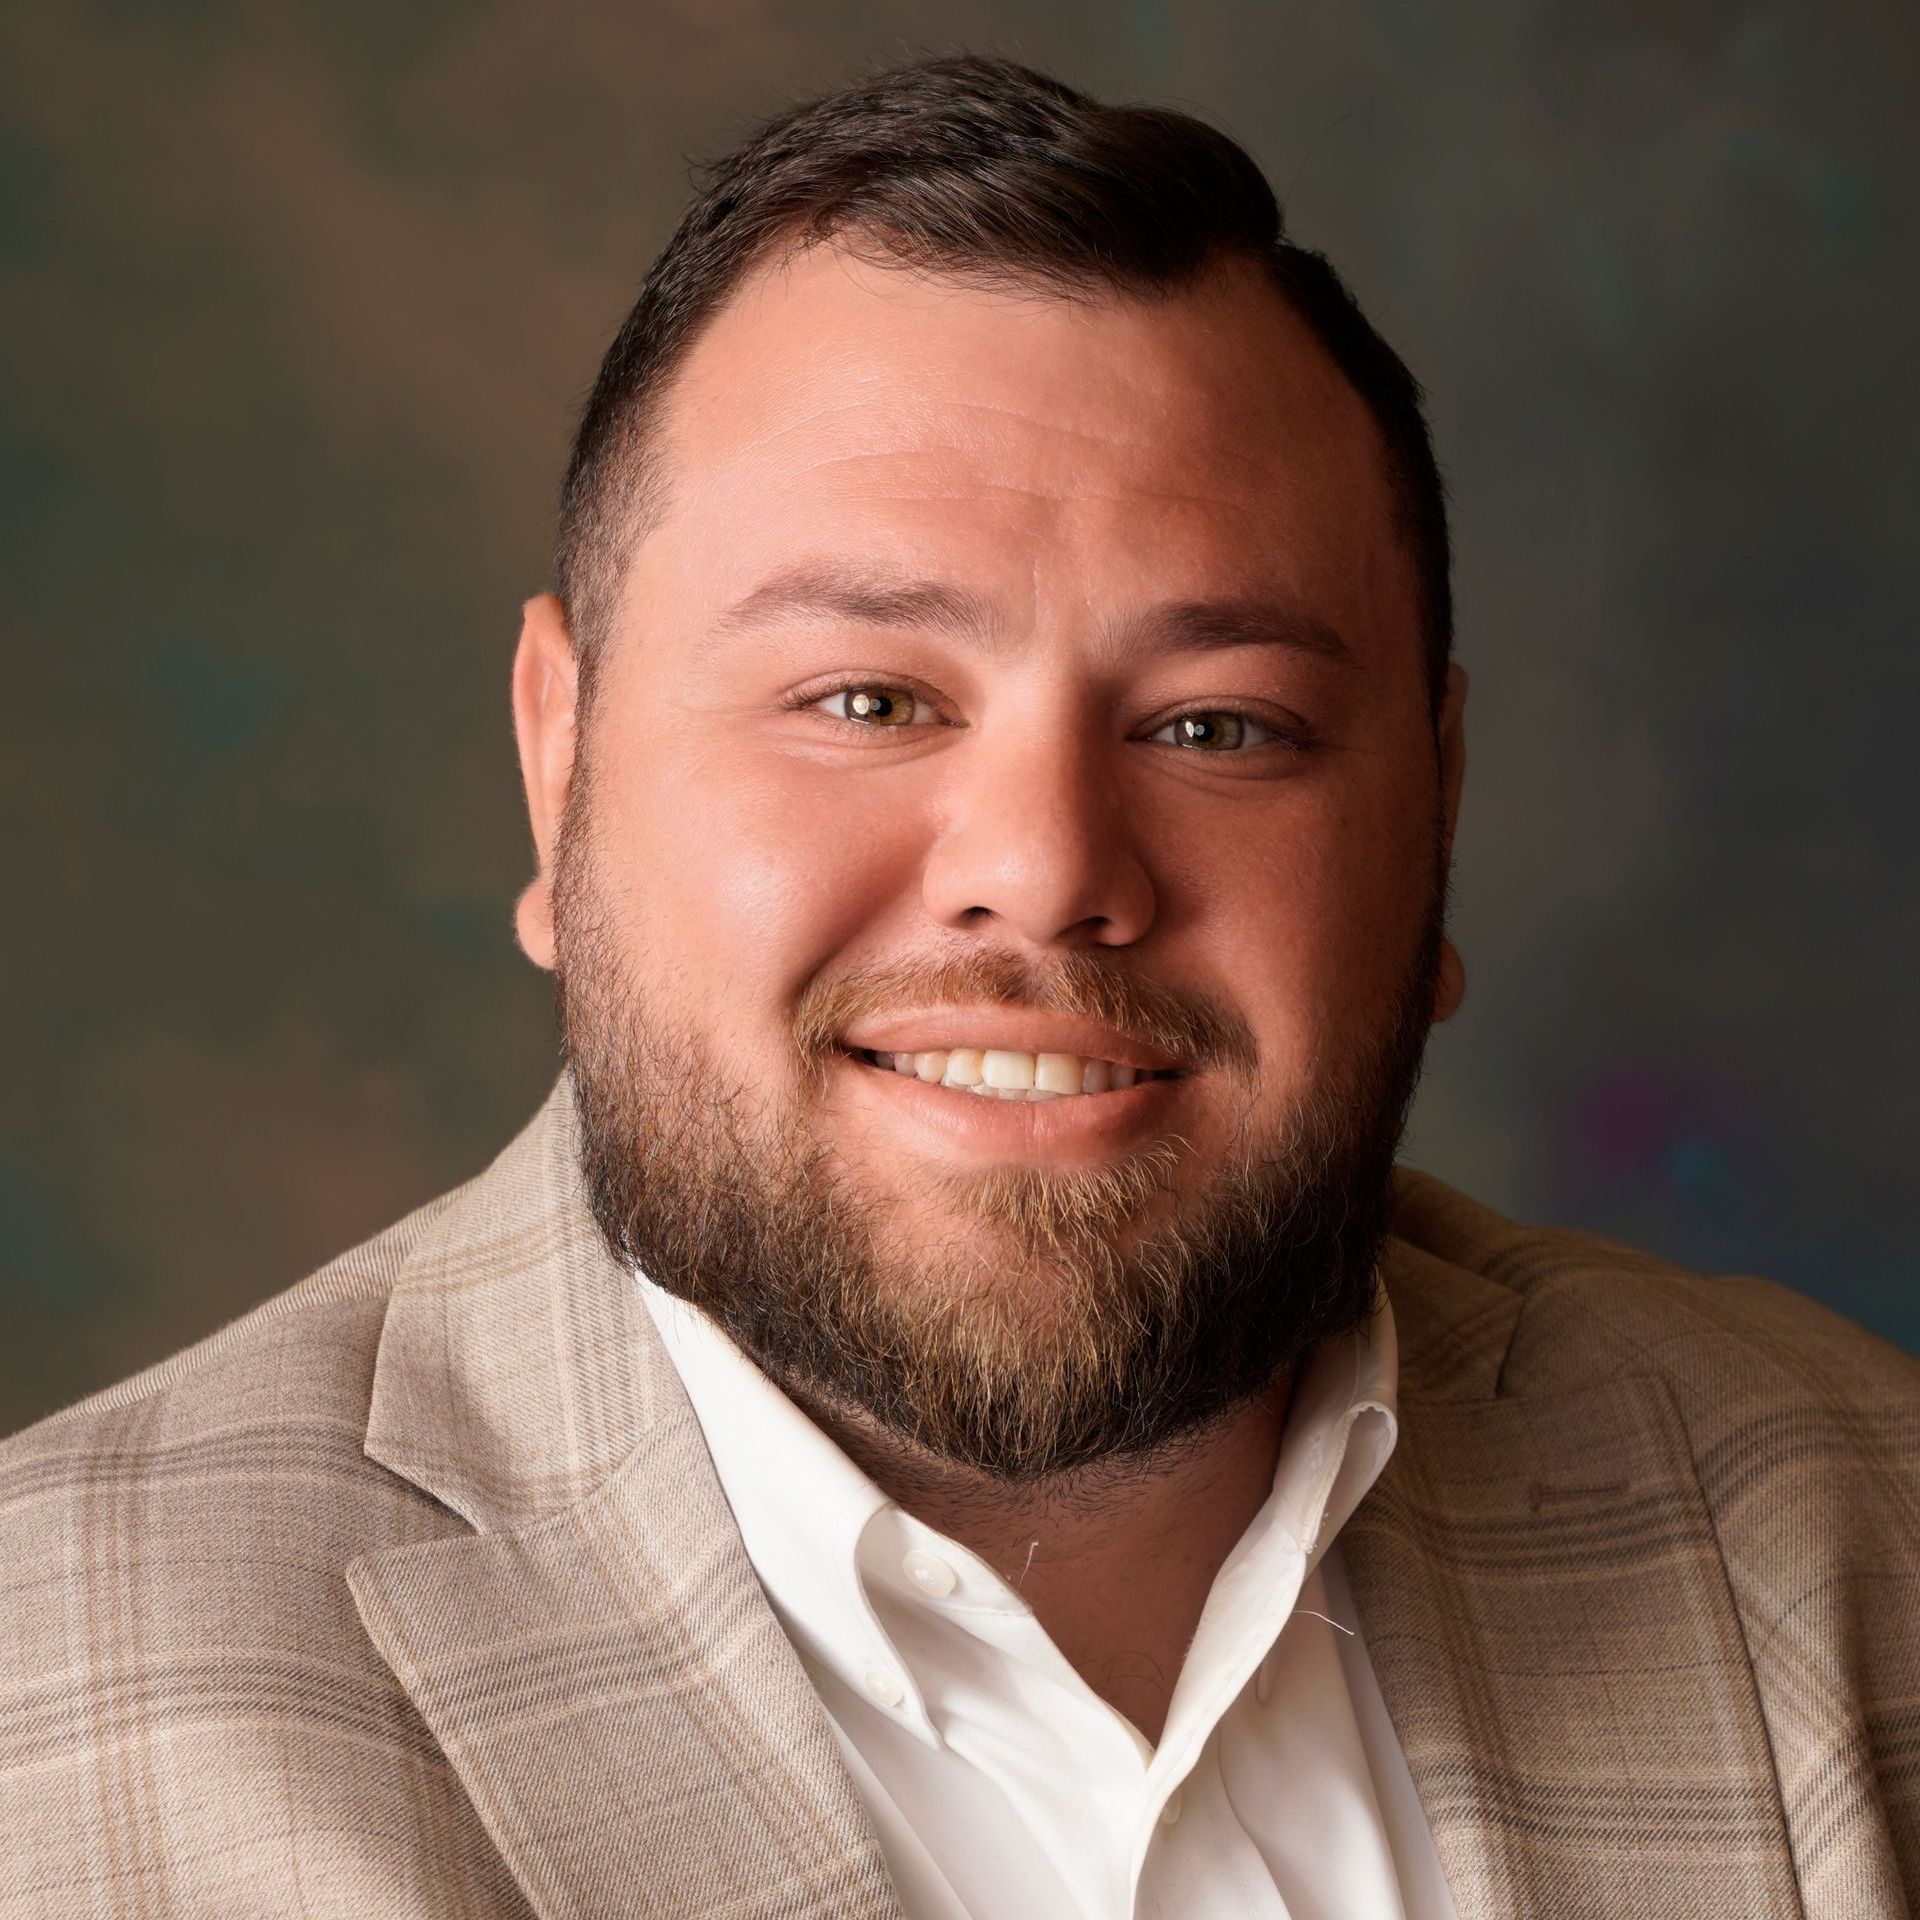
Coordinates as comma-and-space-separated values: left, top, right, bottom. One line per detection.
873, 1144, 1188, 1273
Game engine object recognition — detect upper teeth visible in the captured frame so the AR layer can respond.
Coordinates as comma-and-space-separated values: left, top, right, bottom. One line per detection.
867, 1047, 1148, 1099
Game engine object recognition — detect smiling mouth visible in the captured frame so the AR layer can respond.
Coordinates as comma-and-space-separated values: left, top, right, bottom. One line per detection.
848, 1045, 1183, 1102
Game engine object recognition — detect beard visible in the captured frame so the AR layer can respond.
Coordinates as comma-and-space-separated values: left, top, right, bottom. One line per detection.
555, 810, 1445, 1485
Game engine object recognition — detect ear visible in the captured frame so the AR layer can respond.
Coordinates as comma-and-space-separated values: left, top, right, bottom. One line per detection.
1432, 660, 1469, 1024
510, 593, 579, 972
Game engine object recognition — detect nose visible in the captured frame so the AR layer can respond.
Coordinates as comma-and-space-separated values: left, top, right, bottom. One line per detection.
920, 718, 1156, 950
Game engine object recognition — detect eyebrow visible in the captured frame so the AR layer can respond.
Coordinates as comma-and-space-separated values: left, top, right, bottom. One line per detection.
712, 559, 1356, 667
716, 562, 1000, 643
1110, 595, 1355, 667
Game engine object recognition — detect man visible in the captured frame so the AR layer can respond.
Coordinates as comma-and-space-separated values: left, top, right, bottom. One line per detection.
2, 52, 1914, 1920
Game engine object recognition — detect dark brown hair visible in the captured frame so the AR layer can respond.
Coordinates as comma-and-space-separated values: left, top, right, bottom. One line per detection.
556, 53, 1453, 712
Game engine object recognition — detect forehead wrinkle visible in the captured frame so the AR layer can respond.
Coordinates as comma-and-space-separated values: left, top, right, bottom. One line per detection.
828, 482, 1281, 521
908, 394, 1261, 460
695, 394, 912, 467
699, 385, 1289, 486
748, 449, 1288, 526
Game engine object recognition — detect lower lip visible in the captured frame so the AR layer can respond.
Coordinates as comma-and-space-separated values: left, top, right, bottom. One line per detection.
832, 1051, 1184, 1159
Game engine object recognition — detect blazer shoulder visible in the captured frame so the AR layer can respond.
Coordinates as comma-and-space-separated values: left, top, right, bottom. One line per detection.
0, 1173, 480, 1565
0, 1173, 530, 1912
1393, 1171, 1920, 1904
1391, 1164, 1920, 1417
0, 1174, 483, 1693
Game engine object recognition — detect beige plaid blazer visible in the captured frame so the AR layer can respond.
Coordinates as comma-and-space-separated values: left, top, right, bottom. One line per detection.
3, 1078, 1916, 1918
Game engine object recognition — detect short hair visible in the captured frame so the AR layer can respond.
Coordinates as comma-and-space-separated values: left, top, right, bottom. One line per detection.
556, 53, 1453, 714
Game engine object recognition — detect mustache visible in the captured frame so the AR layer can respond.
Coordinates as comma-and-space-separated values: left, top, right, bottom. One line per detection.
792, 947, 1259, 1076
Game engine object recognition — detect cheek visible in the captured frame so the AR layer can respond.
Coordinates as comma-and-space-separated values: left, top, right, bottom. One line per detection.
592, 737, 930, 1037
1163, 772, 1432, 1081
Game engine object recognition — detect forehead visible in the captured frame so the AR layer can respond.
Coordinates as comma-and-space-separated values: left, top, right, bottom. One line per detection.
629, 245, 1414, 656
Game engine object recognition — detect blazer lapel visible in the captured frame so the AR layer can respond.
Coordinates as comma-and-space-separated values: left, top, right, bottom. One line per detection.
1346, 1215, 1802, 1918
346, 1080, 901, 1920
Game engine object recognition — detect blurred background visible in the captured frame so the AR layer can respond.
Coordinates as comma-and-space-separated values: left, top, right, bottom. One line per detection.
3, 0, 1915, 1432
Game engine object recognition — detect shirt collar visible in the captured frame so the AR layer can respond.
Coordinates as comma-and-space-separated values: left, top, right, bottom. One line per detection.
636, 1269, 1399, 1752
1153, 1285, 1398, 1774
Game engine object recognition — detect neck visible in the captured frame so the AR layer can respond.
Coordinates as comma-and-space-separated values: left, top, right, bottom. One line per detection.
809, 1380, 1294, 1747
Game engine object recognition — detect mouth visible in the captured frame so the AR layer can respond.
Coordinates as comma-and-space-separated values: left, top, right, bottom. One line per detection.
844, 1044, 1184, 1103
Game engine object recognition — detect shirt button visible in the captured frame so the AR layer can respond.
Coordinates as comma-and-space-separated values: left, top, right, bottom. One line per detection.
1159, 1790, 1183, 1829
864, 1667, 905, 1709
902, 1549, 958, 1598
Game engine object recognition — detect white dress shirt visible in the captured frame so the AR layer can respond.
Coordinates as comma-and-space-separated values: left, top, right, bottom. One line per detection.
638, 1273, 1458, 1920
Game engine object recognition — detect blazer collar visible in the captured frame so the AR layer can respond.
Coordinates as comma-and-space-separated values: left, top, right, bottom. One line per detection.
348, 1076, 901, 1920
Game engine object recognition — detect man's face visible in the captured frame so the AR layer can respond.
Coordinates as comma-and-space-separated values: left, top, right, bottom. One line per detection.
515, 246, 1466, 1478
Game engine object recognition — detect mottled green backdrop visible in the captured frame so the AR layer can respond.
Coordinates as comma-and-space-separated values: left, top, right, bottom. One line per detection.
4, 0, 1915, 1430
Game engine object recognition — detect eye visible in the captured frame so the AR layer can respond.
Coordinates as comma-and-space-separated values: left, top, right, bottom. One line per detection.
1148, 710, 1276, 752
810, 685, 933, 728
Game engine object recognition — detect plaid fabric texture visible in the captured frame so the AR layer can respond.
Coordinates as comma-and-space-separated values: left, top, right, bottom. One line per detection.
3, 1078, 1914, 1916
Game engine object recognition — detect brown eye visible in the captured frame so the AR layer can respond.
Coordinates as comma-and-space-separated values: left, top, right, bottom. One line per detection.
818, 686, 923, 727
1155, 711, 1254, 750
